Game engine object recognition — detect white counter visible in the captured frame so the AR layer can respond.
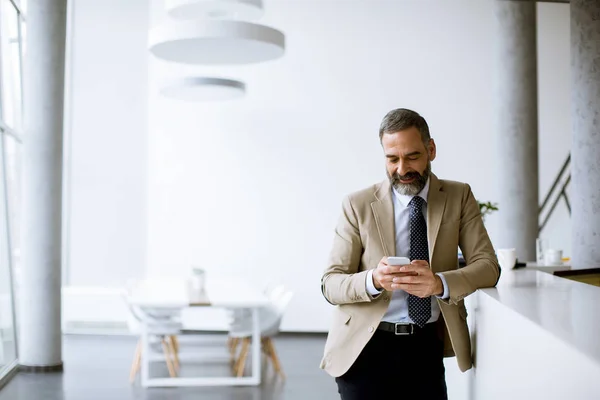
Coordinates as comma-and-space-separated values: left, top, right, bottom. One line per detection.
483, 267, 600, 365
471, 268, 600, 400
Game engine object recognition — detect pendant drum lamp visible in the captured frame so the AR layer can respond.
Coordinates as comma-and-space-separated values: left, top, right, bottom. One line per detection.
165, 0, 264, 20
148, 19, 285, 65
160, 77, 245, 101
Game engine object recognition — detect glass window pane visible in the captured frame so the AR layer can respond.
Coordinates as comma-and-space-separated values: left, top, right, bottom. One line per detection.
0, 260, 17, 373
0, 132, 17, 375
4, 134, 20, 274
0, 0, 23, 130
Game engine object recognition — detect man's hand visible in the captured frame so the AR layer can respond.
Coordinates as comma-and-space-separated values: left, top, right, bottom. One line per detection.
390, 260, 443, 298
372, 257, 417, 291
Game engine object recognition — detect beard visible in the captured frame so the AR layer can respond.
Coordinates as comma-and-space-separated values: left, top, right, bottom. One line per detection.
388, 161, 431, 196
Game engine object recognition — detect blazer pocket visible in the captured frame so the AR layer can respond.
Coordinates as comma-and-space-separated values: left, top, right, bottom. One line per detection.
336, 308, 352, 325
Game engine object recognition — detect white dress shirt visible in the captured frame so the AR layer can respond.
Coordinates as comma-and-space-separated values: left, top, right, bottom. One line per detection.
366, 177, 449, 324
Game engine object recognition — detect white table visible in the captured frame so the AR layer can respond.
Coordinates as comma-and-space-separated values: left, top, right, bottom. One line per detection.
524, 261, 571, 274
129, 278, 268, 387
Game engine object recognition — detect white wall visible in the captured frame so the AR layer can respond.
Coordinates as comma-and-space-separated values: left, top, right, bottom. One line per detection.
64, 0, 572, 333
66, 0, 148, 286
146, 0, 571, 333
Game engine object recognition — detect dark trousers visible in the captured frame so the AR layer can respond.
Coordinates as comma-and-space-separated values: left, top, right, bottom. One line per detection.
335, 323, 448, 400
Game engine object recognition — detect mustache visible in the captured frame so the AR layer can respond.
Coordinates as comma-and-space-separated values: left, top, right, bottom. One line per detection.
392, 171, 422, 182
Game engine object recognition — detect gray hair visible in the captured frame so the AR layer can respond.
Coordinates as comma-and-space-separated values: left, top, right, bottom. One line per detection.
378, 108, 431, 144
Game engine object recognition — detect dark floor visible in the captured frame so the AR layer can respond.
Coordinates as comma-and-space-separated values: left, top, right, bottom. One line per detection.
0, 333, 339, 400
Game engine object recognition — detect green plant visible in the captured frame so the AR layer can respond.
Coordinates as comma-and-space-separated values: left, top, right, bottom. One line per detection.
478, 201, 498, 221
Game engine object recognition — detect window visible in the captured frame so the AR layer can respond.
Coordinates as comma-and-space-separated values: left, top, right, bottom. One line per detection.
0, 0, 23, 379
0, 0, 23, 131
4, 134, 20, 276
0, 131, 17, 375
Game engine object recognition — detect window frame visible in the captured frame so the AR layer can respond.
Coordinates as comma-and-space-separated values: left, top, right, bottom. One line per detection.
0, 0, 24, 379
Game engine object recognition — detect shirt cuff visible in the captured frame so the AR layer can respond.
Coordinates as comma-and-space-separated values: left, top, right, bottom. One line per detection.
366, 269, 383, 296
436, 273, 449, 299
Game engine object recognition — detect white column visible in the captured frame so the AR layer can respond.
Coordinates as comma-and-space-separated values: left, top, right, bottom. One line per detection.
571, 0, 600, 270
493, 1, 539, 262
19, 0, 68, 368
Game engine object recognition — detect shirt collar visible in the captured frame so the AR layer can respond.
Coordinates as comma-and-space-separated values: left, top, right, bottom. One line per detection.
392, 176, 430, 208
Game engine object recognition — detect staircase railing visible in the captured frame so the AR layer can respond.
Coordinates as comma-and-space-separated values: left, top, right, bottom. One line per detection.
539, 154, 571, 233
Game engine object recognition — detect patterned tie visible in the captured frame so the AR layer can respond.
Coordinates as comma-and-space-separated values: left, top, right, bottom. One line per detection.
408, 196, 431, 327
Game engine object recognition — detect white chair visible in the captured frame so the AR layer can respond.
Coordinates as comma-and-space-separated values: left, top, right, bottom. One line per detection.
226, 283, 286, 349
123, 281, 183, 382
266, 284, 286, 303
225, 282, 282, 327
263, 282, 285, 298
228, 288, 293, 378
227, 283, 285, 319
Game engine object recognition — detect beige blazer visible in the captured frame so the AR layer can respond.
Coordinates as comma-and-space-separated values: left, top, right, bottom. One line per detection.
319, 173, 499, 377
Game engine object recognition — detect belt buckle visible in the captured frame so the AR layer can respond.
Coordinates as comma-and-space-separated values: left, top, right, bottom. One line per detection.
394, 323, 413, 335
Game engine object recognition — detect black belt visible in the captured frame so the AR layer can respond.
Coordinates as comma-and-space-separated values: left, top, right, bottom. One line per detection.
377, 321, 435, 335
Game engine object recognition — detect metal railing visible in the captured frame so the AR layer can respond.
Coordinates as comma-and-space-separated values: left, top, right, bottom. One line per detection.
539, 154, 571, 233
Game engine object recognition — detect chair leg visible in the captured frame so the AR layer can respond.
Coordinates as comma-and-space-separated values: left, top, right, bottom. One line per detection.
232, 338, 244, 373
235, 338, 251, 377
167, 336, 180, 371
171, 335, 180, 354
161, 338, 177, 378
229, 337, 241, 370
260, 337, 272, 371
129, 339, 142, 383
229, 337, 240, 357
261, 337, 271, 357
265, 337, 285, 379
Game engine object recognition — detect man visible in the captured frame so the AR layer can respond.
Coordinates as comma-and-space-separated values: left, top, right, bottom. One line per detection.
319, 108, 499, 399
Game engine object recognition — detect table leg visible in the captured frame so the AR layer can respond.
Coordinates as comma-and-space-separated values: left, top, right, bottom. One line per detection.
250, 307, 261, 385
141, 326, 150, 387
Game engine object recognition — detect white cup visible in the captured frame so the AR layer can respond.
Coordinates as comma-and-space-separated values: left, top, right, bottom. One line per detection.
497, 248, 517, 270
544, 249, 563, 265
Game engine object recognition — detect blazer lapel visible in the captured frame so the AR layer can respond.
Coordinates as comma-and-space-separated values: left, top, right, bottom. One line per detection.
427, 173, 447, 262
371, 180, 396, 257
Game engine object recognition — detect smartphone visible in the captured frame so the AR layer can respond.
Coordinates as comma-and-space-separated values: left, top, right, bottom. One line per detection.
386, 257, 417, 276
387, 256, 411, 266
